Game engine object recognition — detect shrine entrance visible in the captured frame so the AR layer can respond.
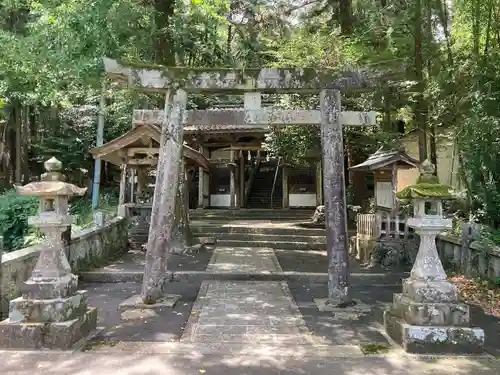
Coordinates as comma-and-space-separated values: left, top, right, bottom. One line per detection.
103, 58, 386, 306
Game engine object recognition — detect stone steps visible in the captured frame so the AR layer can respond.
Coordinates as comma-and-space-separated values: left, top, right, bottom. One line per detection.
128, 209, 325, 252
193, 232, 326, 244
189, 209, 312, 221
129, 236, 326, 250
80, 269, 400, 284
190, 224, 325, 236
214, 239, 325, 250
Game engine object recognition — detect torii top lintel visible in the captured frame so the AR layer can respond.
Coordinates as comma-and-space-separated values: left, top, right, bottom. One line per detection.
103, 57, 391, 93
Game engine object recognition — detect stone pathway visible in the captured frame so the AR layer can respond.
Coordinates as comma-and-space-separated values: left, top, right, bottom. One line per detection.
3, 349, 500, 375
206, 246, 282, 273
181, 280, 321, 345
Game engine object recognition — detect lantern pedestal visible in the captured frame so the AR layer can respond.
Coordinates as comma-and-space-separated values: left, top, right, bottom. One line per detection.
384, 193, 484, 353
0, 157, 98, 350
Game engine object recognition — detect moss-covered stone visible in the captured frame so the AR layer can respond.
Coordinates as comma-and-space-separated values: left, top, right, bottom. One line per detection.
360, 343, 391, 355
397, 183, 454, 200
396, 159, 455, 200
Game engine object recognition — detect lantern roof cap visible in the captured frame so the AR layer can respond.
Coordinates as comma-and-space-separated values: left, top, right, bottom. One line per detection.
15, 157, 87, 197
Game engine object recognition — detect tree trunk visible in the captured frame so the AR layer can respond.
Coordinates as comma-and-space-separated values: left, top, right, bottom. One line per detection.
425, 0, 437, 171
170, 161, 194, 253
414, 0, 427, 162
22, 106, 30, 184
472, 0, 481, 58
152, 0, 176, 65
339, 0, 353, 35
346, 139, 369, 206
14, 104, 22, 184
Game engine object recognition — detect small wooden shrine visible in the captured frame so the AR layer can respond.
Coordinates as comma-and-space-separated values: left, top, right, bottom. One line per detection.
90, 123, 210, 209
350, 147, 419, 211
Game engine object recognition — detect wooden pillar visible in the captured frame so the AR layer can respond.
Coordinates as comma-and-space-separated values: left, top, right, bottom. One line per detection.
136, 167, 147, 200
118, 163, 128, 217
185, 167, 190, 213
118, 164, 127, 205
392, 163, 398, 214
239, 151, 245, 208
142, 89, 187, 304
198, 145, 205, 208
282, 166, 289, 208
129, 168, 136, 203
320, 89, 351, 306
316, 160, 323, 206
230, 150, 236, 208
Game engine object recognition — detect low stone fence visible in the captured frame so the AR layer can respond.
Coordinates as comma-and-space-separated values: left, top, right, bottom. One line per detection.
354, 214, 500, 280
436, 233, 500, 281
0, 217, 129, 318
354, 212, 414, 264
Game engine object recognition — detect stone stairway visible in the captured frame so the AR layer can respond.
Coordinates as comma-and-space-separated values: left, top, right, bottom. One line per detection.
128, 216, 150, 251
128, 209, 318, 251
189, 208, 313, 221
190, 209, 326, 251
246, 162, 283, 209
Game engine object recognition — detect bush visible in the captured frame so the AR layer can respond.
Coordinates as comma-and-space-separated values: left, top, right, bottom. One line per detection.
0, 188, 119, 252
70, 188, 119, 229
0, 190, 39, 251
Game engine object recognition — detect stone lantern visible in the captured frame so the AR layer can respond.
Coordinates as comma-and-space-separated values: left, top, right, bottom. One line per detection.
384, 160, 485, 354
0, 157, 98, 350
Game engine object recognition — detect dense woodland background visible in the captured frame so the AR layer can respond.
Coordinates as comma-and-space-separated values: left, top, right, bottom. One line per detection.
1, 0, 500, 251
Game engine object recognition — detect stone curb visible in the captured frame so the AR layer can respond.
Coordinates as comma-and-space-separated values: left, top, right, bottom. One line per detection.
214, 240, 327, 250
79, 270, 405, 284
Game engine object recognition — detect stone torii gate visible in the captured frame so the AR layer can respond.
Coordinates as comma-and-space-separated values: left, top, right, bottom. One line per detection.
103, 58, 382, 307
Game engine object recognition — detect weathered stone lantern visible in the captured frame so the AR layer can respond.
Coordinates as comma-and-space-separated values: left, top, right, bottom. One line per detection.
384, 160, 485, 354
0, 157, 98, 349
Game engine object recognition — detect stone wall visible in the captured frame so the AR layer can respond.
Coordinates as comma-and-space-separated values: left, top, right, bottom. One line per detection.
0, 217, 129, 318
436, 233, 500, 281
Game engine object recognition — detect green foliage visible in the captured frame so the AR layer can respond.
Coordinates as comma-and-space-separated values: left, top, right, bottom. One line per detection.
481, 227, 500, 248
2, 0, 500, 235
0, 190, 38, 251
70, 188, 119, 229
0, 188, 119, 252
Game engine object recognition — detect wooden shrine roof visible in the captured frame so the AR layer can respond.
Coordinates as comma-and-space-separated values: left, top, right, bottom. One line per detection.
90, 123, 210, 170
349, 148, 419, 171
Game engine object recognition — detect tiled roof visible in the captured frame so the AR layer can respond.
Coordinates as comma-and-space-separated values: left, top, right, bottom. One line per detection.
349, 148, 419, 171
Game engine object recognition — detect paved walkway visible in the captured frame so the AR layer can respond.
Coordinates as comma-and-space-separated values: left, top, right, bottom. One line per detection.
206, 247, 283, 273
2, 241, 500, 374
181, 280, 320, 345
2, 344, 500, 375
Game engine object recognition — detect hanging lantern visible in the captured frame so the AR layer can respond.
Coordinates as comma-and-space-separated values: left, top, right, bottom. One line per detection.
247, 150, 251, 161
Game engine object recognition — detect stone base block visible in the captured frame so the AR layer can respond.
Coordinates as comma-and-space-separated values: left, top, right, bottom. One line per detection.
356, 235, 376, 264
0, 307, 98, 350
402, 278, 458, 303
314, 298, 371, 320
392, 293, 470, 326
118, 294, 181, 311
22, 273, 79, 299
9, 290, 88, 323
384, 311, 484, 354
199, 237, 216, 245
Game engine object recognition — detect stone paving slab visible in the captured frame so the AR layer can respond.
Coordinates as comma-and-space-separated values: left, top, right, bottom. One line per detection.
181, 280, 323, 345
2, 348, 500, 375
206, 247, 282, 273
80, 248, 215, 277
